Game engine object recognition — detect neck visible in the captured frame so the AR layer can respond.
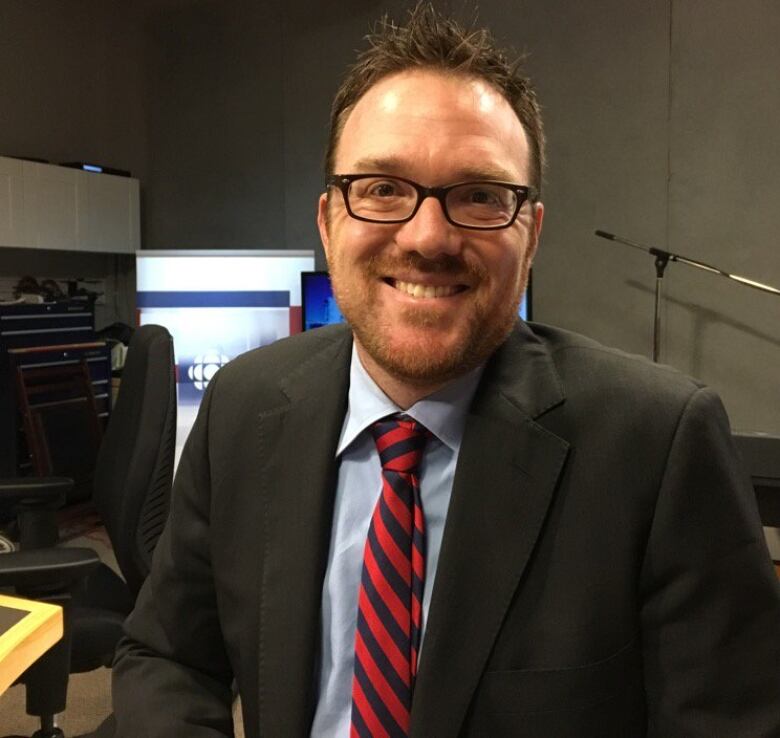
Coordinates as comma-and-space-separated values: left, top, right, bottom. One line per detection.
354, 341, 448, 410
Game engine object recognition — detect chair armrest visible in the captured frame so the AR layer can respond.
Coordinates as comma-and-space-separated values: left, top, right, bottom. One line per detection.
0, 477, 73, 508
0, 478, 72, 549
0, 547, 100, 593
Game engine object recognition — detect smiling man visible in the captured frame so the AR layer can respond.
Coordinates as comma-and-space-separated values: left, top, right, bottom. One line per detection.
113, 5, 780, 737
318, 69, 543, 409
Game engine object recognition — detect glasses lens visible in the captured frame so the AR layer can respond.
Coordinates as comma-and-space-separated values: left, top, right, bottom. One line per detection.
446, 183, 518, 227
347, 177, 417, 221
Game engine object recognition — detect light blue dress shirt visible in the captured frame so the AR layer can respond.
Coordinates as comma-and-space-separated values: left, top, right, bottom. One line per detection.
310, 348, 482, 737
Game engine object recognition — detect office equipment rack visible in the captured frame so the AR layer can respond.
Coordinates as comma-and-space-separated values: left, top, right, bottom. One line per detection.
0, 301, 111, 502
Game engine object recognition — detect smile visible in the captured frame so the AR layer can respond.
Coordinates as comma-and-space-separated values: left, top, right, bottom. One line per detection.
388, 279, 467, 299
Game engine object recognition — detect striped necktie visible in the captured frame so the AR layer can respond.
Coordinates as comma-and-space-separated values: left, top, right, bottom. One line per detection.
350, 415, 428, 737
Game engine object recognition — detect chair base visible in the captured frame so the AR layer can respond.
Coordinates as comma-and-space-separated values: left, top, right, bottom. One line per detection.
32, 729, 64, 738
1, 722, 65, 738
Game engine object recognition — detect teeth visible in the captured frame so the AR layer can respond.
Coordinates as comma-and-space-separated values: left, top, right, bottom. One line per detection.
394, 280, 459, 298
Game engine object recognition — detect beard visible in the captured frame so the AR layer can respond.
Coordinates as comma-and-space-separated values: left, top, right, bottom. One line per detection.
328, 250, 527, 388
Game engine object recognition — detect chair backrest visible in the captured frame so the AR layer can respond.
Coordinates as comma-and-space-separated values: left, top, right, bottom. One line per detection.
15, 361, 103, 503
92, 325, 176, 597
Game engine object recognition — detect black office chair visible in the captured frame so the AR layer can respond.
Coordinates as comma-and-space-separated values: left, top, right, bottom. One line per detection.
0, 324, 177, 738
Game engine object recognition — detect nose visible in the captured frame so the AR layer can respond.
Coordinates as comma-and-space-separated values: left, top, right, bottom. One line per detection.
393, 195, 464, 260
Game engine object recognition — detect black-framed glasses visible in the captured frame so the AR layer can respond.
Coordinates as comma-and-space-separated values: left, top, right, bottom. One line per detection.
326, 173, 539, 230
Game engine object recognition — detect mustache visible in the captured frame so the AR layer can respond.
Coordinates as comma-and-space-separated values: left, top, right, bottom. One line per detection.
366, 253, 487, 281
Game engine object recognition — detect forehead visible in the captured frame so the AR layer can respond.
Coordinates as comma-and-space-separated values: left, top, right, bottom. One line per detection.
335, 69, 530, 182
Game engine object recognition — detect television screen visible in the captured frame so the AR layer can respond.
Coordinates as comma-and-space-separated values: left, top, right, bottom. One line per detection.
137, 249, 315, 467
301, 271, 346, 330
301, 270, 532, 328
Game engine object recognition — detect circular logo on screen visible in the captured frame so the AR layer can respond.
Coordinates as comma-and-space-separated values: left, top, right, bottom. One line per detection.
188, 352, 230, 391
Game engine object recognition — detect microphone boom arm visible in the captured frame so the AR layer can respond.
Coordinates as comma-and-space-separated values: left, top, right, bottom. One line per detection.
594, 229, 779, 362
594, 230, 780, 296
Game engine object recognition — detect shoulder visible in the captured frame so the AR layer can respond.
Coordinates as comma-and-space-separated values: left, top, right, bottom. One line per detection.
507, 322, 716, 431
220, 323, 350, 378
506, 324, 736, 488
206, 324, 352, 408
528, 322, 704, 401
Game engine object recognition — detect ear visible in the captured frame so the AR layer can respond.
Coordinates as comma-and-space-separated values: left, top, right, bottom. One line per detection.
317, 193, 331, 260
526, 201, 544, 264
533, 201, 545, 240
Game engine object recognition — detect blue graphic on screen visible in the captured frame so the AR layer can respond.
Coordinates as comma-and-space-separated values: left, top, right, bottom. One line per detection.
302, 272, 346, 330
302, 271, 531, 329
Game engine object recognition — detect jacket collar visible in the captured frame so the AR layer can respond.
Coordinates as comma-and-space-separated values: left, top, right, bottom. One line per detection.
256, 326, 352, 736
410, 323, 569, 737
256, 323, 569, 737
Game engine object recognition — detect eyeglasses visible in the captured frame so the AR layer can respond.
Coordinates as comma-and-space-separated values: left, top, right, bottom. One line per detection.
326, 173, 538, 230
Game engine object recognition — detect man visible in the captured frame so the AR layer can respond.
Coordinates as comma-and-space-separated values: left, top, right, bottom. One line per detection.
113, 5, 780, 737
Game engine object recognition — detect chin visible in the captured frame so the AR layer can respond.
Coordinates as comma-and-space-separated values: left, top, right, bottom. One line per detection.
379, 346, 471, 385
355, 314, 515, 387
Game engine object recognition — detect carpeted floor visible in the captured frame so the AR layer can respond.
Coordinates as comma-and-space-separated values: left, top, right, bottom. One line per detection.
0, 668, 113, 737
0, 521, 116, 737
0, 508, 244, 738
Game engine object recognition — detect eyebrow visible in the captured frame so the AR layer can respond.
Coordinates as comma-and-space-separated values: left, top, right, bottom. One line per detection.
349, 156, 520, 183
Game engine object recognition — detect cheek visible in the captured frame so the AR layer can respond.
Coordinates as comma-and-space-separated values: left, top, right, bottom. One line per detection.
480, 238, 526, 285
337, 223, 393, 266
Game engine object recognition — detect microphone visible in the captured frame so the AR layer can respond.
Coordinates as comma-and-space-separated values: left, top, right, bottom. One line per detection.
594, 229, 669, 260
593, 230, 780, 296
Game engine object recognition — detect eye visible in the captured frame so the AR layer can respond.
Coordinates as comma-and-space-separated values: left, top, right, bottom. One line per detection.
348, 177, 414, 216
365, 180, 401, 198
467, 188, 500, 205
450, 183, 510, 210
462, 184, 511, 206
447, 183, 518, 225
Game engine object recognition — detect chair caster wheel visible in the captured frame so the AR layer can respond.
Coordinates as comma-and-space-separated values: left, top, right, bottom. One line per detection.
31, 728, 64, 738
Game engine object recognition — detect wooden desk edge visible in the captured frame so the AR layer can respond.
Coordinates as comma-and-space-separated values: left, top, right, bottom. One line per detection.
0, 595, 64, 695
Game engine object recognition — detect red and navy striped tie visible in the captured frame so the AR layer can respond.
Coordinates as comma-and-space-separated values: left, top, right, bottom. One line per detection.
350, 415, 428, 737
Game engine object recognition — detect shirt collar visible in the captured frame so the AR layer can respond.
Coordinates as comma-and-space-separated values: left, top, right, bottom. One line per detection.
336, 345, 483, 456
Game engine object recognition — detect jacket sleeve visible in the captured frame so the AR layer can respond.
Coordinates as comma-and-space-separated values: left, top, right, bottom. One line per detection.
639, 386, 780, 737
112, 372, 235, 737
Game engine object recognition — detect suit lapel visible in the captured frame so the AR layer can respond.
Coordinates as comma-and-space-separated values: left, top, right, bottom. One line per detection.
256, 329, 351, 736
411, 325, 570, 737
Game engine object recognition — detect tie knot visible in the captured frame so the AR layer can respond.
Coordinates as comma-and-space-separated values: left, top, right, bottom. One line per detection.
371, 414, 428, 473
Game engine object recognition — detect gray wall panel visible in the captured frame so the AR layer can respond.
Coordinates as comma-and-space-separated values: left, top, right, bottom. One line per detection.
667, 0, 780, 431
0, 1, 148, 180
142, 0, 285, 251
280, 0, 401, 264
480, 1, 672, 359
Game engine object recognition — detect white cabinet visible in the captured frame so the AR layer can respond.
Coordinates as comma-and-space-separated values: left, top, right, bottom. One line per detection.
81, 169, 140, 253
22, 160, 83, 251
0, 156, 140, 253
0, 157, 25, 247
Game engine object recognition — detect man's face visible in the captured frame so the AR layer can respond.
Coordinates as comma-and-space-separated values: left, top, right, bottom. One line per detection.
318, 69, 543, 391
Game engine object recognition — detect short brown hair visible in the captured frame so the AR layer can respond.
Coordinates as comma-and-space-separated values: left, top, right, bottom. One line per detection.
325, 2, 546, 192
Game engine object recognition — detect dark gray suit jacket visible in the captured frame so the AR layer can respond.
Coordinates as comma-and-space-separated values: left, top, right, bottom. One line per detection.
113, 322, 780, 737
